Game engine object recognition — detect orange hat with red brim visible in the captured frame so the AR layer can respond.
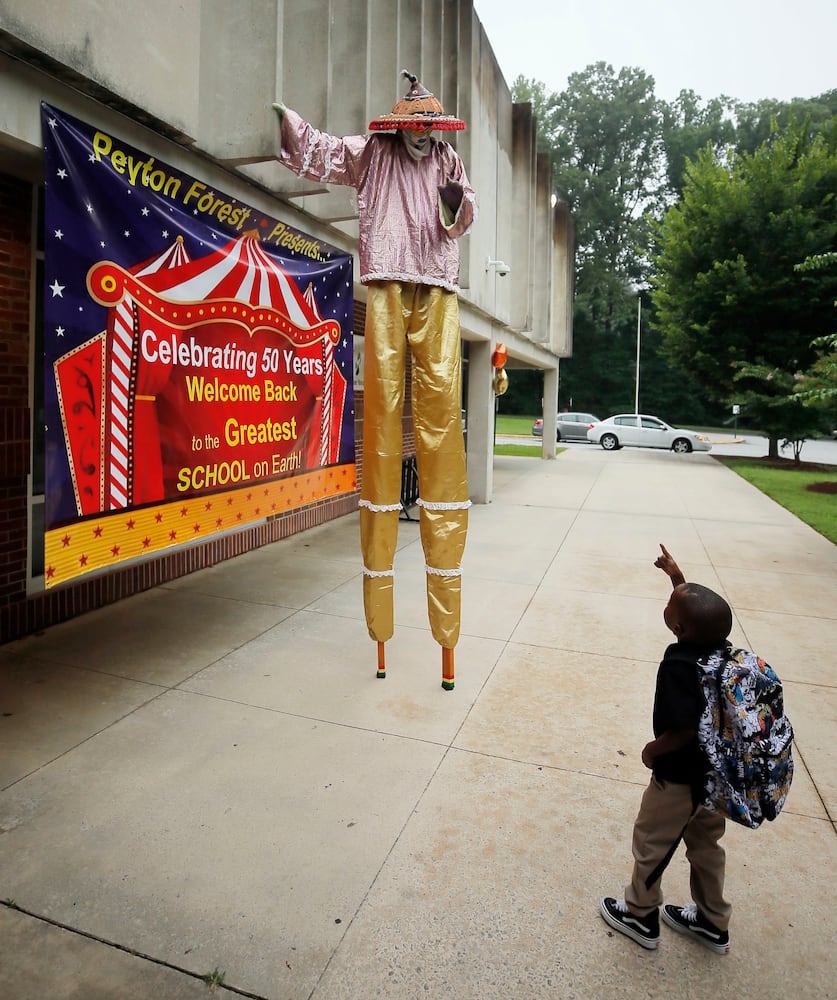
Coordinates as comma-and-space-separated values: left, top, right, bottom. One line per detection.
368, 70, 466, 131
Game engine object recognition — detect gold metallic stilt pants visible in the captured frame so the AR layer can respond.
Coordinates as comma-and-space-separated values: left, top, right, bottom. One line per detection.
360, 281, 469, 649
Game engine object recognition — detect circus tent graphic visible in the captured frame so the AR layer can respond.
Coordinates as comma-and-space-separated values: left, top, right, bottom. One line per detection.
42, 102, 354, 586
54, 238, 194, 517
62, 229, 349, 515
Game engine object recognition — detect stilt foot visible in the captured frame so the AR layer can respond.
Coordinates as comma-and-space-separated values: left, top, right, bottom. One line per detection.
376, 641, 386, 678
441, 647, 455, 690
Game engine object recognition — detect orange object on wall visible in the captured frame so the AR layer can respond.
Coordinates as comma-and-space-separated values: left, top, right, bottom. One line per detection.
491, 343, 507, 369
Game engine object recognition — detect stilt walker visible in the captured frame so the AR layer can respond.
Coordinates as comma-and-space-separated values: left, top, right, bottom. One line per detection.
273, 72, 476, 689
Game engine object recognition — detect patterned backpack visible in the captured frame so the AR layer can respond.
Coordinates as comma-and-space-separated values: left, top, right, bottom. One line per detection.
695, 647, 794, 829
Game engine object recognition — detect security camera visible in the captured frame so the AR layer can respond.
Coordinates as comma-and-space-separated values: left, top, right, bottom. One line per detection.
485, 256, 511, 276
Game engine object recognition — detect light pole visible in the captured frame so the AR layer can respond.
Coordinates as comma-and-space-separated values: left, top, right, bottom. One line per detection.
634, 294, 641, 415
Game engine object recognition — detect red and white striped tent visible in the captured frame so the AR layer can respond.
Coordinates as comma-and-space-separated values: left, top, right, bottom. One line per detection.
57, 231, 347, 516
124, 230, 346, 498
55, 238, 193, 516
105, 238, 195, 510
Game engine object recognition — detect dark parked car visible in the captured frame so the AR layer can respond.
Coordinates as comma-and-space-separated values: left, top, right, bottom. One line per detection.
532, 412, 601, 441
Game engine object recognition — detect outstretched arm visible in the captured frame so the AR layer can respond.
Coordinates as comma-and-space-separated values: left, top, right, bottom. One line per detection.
272, 102, 367, 187
654, 543, 685, 588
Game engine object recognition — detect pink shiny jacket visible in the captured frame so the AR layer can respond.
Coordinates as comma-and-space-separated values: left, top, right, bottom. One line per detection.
279, 108, 477, 292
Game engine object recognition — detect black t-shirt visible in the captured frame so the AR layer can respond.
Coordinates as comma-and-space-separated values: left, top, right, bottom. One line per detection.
652, 640, 729, 788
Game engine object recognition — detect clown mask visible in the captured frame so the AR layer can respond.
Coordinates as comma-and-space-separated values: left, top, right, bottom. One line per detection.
402, 123, 433, 159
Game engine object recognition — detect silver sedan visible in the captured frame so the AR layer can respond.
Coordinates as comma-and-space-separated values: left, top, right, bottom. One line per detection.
532, 412, 600, 441
587, 414, 712, 453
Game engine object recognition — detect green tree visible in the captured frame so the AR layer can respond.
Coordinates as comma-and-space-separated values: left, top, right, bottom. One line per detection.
733, 91, 837, 154
512, 64, 666, 416
496, 366, 543, 416
529, 62, 665, 281
733, 361, 827, 462
508, 76, 553, 156
794, 252, 837, 419
652, 122, 837, 451
661, 90, 736, 196
508, 73, 836, 427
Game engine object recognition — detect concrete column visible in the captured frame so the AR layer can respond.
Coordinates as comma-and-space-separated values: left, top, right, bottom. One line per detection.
551, 202, 575, 357
511, 103, 536, 333
542, 365, 558, 460
466, 339, 494, 503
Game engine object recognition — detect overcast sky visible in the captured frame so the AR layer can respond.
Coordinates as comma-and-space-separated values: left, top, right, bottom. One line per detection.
473, 0, 835, 105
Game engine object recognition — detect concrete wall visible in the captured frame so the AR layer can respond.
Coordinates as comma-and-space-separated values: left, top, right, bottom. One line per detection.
0, 0, 203, 139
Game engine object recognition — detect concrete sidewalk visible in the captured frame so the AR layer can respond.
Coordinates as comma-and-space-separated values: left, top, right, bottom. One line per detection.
1, 447, 835, 1000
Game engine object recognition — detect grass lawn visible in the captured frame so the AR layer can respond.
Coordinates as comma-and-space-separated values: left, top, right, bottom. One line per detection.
494, 444, 566, 457
495, 414, 538, 436
715, 457, 837, 545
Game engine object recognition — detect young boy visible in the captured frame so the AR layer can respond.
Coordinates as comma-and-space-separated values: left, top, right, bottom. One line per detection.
600, 544, 733, 954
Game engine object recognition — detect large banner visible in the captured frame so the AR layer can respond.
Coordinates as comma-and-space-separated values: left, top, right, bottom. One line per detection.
42, 104, 355, 588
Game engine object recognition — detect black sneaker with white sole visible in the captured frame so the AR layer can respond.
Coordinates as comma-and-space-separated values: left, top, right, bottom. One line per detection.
662, 902, 730, 954
599, 897, 660, 950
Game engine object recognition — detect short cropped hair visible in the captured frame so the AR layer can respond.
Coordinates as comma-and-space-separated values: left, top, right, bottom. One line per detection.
679, 582, 733, 643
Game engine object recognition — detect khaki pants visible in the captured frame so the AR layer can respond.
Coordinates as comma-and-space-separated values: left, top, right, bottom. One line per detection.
360, 281, 469, 648
625, 776, 731, 931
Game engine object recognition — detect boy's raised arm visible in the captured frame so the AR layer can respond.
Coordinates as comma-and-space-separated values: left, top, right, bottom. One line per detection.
654, 543, 685, 588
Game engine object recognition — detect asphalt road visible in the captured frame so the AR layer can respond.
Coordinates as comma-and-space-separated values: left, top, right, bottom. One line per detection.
502, 433, 837, 466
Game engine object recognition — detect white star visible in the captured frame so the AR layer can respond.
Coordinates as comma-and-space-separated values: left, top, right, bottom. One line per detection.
49, 280, 65, 297
54, 229, 63, 240
162, 230, 169, 238
124, 230, 131, 237
100, 241, 106, 248
56, 326, 65, 337
48, 117, 57, 129
57, 168, 67, 180
126, 189, 132, 195
86, 203, 93, 214
141, 207, 149, 217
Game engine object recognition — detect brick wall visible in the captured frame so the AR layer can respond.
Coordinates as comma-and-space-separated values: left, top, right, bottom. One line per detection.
0, 174, 32, 618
